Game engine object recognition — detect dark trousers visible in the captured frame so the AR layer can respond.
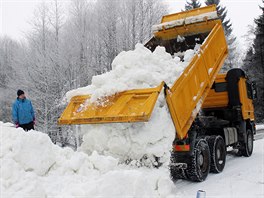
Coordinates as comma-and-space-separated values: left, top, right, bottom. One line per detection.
19, 121, 34, 131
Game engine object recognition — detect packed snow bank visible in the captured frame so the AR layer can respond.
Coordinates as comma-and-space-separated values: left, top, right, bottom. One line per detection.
0, 121, 15, 127
65, 43, 200, 164
0, 123, 174, 197
80, 102, 175, 165
1, 123, 264, 197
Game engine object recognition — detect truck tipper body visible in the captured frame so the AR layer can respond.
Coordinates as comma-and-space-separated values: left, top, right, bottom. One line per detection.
58, 5, 257, 182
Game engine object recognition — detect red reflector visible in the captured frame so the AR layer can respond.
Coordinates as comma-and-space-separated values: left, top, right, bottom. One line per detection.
174, 145, 190, 151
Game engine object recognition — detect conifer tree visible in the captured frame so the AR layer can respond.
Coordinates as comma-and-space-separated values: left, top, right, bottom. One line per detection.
185, 0, 201, 10
242, 1, 264, 122
205, 0, 237, 71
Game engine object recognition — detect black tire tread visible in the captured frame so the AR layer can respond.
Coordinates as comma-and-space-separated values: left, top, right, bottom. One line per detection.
239, 129, 254, 157
185, 138, 210, 182
206, 135, 226, 173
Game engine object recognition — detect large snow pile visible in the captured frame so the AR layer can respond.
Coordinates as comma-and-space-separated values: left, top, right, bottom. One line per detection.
0, 123, 174, 197
66, 43, 199, 101
1, 122, 264, 197
66, 43, 200, 164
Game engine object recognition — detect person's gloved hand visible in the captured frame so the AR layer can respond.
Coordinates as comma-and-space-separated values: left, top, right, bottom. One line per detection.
15, 123, 19, 128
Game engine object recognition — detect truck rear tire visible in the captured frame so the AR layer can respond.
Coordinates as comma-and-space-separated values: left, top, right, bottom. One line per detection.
239, 128, 254, 157
186, 138, 210, 182
206, 135, 226, 173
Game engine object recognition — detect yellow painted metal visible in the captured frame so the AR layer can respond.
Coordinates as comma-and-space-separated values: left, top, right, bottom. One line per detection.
202, 75, 255, 122
58, 82, 164, 125
164, 21, 228, 140
161, 5, 217, 23
202, 74, 229, 109
58, 5, 228, 141
154, 5, 218, 40
238, 78, 255, 121
154, 20, 218, 40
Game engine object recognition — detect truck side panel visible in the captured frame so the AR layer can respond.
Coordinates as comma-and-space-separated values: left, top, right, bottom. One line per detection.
161, 5, 217, 23
165, 21, 228, 140
202, 73, 255, 121
203, 74, 228, 109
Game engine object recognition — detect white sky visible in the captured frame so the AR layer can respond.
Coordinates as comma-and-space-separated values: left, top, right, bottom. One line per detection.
0, 0, 263, 43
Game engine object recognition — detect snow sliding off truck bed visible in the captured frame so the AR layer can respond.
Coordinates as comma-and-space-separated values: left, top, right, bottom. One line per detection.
59, 5, 257, 182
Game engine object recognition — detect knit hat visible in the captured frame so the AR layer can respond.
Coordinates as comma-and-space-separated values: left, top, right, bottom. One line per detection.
17, 89, 25, 97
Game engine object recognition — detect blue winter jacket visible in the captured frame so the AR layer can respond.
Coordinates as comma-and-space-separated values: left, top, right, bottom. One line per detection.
12, 98, 35, 125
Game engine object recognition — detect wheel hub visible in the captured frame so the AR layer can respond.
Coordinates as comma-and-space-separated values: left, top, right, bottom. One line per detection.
198, 153, 204, 166
217, 148, 221, 159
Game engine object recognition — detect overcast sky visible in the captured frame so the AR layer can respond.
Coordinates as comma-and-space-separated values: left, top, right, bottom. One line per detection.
0, 0, 263, 43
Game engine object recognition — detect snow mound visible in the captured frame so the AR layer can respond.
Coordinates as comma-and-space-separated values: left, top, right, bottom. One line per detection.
2, 123, 264, 197
66, 43, 200, 164
0, 123, 174, 197
1, 128, 55, 176
80, 98, 175, 165
66, 43, 195, 102
0, 125, 117, 176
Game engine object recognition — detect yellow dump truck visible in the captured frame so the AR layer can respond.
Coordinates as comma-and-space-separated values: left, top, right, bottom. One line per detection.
59, 5, 257, 182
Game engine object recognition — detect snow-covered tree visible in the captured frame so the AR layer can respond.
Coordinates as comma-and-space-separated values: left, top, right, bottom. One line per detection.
0, 36, 29, 123
95, 0, 120, 71
0, 38, 17, 122
26, 2, 52, 135
63, 0, 96, 87
242, 1, 264, 122
25, 1, 68, 143
118, 0, 167, 49
0, 0, 168, 149
185, 0, 201, 10
205, 0, 237, 71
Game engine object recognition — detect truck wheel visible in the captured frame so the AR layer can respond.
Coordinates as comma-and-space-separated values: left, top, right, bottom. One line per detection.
239, 129, 254, 157
186, 139, 210, 182
207, 136, 226, 173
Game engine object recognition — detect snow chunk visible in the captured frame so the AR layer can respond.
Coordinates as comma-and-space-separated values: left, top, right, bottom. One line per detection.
66, 43, 189, 103
185, 11, 218, 25
89, 151, 119, 173
177, 35, 185, 42
208, 68, 213, 74
152, 11, 218, 32
1, 129, 56, 176
157, 177, 174, 197
80, 95, 175, 163
184, 49, 195, 62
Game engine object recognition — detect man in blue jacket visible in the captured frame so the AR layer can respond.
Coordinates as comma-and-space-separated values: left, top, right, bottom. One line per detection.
12, 90, 35, 131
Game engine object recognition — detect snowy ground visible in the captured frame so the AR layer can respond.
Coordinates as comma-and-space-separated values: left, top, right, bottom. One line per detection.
1, 122, 264, 198
172, 132, 264, 197
256, 124, 264, 131
2, 44, 264, 197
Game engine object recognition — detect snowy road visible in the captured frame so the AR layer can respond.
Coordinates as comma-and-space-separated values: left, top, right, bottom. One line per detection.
171, 131, 264, 198
255, 129, 264, 140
